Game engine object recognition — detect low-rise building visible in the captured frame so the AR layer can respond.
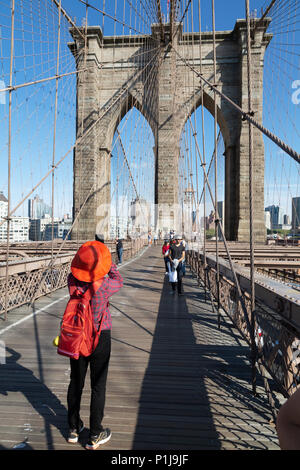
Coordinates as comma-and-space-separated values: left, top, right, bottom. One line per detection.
0, 192, 29, 241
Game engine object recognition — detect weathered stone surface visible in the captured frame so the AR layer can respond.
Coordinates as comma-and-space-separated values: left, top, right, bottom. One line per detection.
69, 19, 271, 242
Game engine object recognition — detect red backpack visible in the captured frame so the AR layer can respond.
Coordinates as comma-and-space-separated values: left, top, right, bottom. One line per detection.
57, 279, 104, 360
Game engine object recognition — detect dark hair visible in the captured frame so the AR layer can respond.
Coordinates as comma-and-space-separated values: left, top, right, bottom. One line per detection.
95, 233, 105, 243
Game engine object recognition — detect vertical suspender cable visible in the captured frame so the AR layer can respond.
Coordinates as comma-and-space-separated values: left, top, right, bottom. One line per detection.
245, 0, 258, 395
102, 0, 106, 33
51, 0, 62, 283
52, 0, 85, 39
188, 111, 254, 338
212, 0, 221, 328
191, 1, 199, 234
198, 0, 207, 301
4, 0, 15, 321
77, 5, 89, 246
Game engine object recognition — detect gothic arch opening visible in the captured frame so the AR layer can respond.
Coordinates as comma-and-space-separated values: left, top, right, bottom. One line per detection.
178, 98, 226, 241
109, 105, 155, 239
105, 91, 157, 152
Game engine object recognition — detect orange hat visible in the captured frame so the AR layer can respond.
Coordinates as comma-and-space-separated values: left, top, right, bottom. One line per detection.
71, 241, 112, 282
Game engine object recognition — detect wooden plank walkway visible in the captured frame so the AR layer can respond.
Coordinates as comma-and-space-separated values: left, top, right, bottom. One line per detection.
0, 245, 280, 450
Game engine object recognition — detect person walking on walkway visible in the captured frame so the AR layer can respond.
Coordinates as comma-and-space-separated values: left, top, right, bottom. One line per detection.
168, 235, 185, 295
115, 238, 123, 264
66, 240, 123, 450
162, 239, 170, 275
180, 236, 187, 276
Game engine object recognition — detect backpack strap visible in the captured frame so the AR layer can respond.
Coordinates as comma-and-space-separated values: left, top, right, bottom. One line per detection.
88, 278, 106, 335
86, 278, 104, 300
69, 277, 104, 300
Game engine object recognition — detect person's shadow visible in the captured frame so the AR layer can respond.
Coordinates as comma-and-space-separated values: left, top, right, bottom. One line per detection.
0, 347, 68, 450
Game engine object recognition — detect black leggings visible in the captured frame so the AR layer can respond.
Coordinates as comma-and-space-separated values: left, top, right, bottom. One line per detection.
67, 329, 111, 436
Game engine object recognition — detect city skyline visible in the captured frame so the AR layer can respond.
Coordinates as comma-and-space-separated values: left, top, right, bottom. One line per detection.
0, 1, 298, 234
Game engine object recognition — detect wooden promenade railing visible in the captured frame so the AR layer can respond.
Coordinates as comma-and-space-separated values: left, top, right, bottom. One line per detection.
186, 248, 300, 419
0, 238, 146, 318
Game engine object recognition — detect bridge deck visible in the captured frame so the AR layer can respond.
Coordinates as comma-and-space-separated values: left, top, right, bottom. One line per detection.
0, 246, 280, 450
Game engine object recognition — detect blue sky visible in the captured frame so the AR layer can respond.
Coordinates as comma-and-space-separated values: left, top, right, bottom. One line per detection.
0, 0, 299, 221
62, 0, 270, 34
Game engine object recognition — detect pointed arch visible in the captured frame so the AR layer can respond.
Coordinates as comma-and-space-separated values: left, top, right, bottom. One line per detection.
104, 89, 157, 151
177, 87, 232, 150
109, 97, 156, 239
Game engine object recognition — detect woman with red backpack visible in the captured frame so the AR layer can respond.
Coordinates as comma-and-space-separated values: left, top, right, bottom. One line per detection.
64, 240, 123, 450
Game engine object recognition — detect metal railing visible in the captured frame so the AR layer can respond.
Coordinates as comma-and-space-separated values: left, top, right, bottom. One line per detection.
0, 238, 146, 317
187, 249, 300, 419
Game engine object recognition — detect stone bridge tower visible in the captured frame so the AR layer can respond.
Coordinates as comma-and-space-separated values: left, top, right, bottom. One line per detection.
68, 19, 271, 242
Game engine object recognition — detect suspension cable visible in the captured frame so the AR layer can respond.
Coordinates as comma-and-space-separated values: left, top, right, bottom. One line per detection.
0, 47, 161, 229
171, 44, 300, 165
4, 0, 15, 321
211, 0, 221, 327
52, 0, 85, 40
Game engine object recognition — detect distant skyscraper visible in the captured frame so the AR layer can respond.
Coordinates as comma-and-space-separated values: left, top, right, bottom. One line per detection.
292, 197, 300, 230
0, 191, 8, 218
265, 205, 283, 229
130, 198, 151, 235
217, 201, 225, 239
28, 195, 52, 219
264, 210, 271, 230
